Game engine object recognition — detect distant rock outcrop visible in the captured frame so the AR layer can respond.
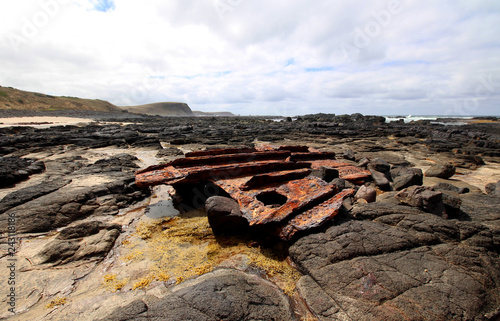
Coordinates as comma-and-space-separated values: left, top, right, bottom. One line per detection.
193, 110, 235, 116
0, 85, 120, 112
121, 102, 193, 116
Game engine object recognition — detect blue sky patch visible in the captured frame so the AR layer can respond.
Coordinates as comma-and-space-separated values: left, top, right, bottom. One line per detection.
91, 0, 116, 12
305, 66, 335, 72
382, 60, 430, 67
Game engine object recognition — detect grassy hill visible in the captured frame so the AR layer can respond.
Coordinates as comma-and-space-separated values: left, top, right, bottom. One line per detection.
0, 86, 120, 112
120, 102, 193, 116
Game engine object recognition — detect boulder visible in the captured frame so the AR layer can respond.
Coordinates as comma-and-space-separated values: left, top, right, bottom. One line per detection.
356, 157, 370, 168
331, 178, 356, 191
368, 158, 391, 173
205, 196, 248, 235
485, 182, 496, 195
355, 185, 376, 203
395, 186, 445, 216
432, 182, 469, 194
390, 167, 423, 190
424, 164, 456, 179
485, 180, 500, 196
310, 166, 339, 182
101, 269, 294, 321
440, 193, 462, 217
368, 169, 392, 191
342, 149, 355, 161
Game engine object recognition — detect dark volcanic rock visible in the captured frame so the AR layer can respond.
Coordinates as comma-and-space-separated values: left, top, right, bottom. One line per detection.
391, 166, 423, 190
367, 158, 392, 190
368, 168, 391, 191
432, 182, 469, 194
460, 193, 500, 230
290, 209, 500, 320
36, 221, 121, 265
356, 157, 370, 168
440, 193, 462, 217
0, 176, 148, 233
156, 147, 184, 158
310, 166, 339, 183
342, 149, 355, 161
0, 178, 72, 214
424, 163, 456, 179
77, 154, 139, 174
331, 178, 356, 191
368, 158, 391, 173
101, 269, 294, 321
205, 196, 248, 234
351, 202, 425, 220
0, 157, 45, 187
395, 185, 446, 216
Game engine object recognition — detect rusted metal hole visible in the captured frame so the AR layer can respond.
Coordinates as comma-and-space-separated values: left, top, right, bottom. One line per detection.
256, 191, 288, 207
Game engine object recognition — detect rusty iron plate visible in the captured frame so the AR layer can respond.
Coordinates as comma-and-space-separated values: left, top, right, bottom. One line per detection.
136, 145, 369, 240
278, 189, 355, 240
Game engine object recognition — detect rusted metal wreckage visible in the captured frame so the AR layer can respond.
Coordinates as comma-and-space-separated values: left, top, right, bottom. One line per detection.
136, 145, 371, 240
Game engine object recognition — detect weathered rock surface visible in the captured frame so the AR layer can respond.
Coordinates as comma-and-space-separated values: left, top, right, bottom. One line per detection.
101, 269, 294, 321
310, 166, 339, 182
290, 200, 500, 320
0, 113, 498, 321
391, 166, 423, 190
368, 168, 391, 190
424, 163, 456, 179
0, 178, 72, 214
354, 185, 376, 203
395, 185, 445, 216
156, 147, 184, 158
0, 156, 45, 187
0, 177, 143, 233
485, 180, 500, 196
76, 153, 139, 174
36, 221, 121, 265
432, 182, 469, 194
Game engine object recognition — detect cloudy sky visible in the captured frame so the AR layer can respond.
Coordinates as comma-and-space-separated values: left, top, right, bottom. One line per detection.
1, 0, 499, 116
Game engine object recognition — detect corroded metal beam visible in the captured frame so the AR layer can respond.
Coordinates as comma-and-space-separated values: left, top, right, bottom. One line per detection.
136, 145, 369, 240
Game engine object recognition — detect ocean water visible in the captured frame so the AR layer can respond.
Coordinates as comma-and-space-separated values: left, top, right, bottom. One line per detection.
384, 115, 474, 124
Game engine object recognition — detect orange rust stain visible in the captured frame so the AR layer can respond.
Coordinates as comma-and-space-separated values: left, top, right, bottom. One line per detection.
278, 189, 355, 240
135, 146, 370, 238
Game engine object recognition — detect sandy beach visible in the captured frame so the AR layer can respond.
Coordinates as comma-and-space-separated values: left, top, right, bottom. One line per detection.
0, 116, 95, 128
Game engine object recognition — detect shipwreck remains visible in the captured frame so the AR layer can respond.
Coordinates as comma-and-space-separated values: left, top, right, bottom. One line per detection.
136, 145, 371, 240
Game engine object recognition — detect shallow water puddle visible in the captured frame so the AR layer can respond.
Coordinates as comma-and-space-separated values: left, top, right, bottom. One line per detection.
146, 200, 180, 219
145, 185, 180, 219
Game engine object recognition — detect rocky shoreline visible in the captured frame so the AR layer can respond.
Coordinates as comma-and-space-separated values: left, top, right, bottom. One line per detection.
0, 114, 499, 320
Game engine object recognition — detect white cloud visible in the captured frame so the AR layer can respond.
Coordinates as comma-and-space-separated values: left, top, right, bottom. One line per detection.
0, 0, 499, 115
